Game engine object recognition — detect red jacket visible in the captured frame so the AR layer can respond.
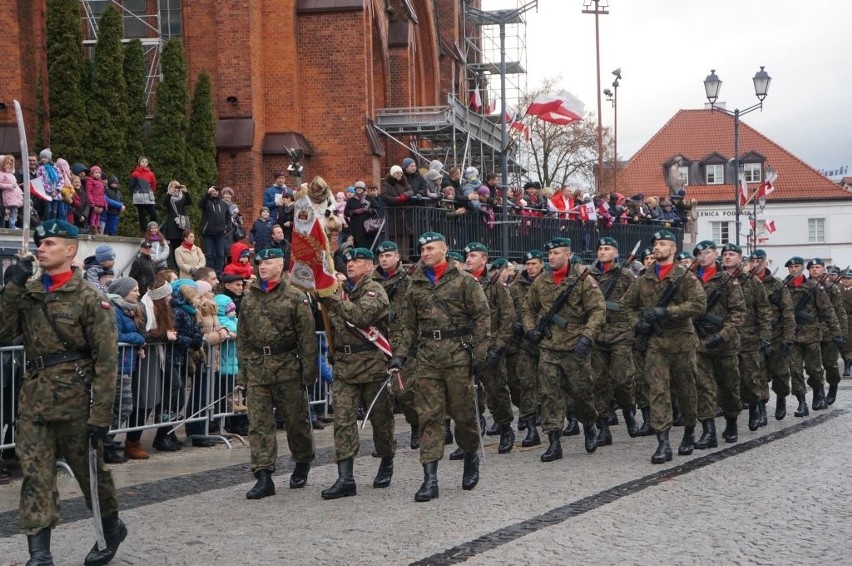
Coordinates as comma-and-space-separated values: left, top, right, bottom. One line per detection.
223, 242, 254, 278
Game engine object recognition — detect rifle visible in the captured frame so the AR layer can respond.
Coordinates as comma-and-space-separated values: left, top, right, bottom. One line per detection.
636, 259, 700, 340
535, 265, 592, 340
601, 240, 642, 310
794, 266, 848, 324
385, 262, 418, 302
693, 262, 747, 338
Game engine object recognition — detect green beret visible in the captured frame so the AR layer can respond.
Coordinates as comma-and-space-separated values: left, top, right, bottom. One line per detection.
544, 237, 572, 251
806, 258, 825, 269
842, 270, 852, 278
343, 247, 374, 262
464, 242, 488, 254
650, 229, 676, 245
418, 231, 446, 246
827, 265, 841, 275
721, 243, 742, 255
375, 241, 398, 254
692, 240, 717, 257
639, 247, 654, 262
675, 251, 691, 262
597, 236, 619, 249
524, 250, 544, 261
490, 258, 508, 270
750, 249, 767, 260
255, 247, 284, 261
785, 256, 804, 267
34, 219, 79, 245
447, 251, 464, 262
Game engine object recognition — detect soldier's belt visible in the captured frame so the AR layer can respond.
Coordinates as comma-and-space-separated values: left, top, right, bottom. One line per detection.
253, 342, 298, 356
25, 350, 91, 371
420, 328, 472, 340
335, 342, 375, 354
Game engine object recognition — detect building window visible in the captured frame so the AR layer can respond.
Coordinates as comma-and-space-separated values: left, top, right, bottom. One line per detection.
808, 218, 825, 243
705, 164, 724, 185
742, 162, 762, 183
710, 221, 731, 244
678, 166, 689, 186
160, 0, 183, 38
123, 0, 148, 38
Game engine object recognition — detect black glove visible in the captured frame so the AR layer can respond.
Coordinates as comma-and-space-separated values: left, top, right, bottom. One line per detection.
781, 341, 792, 357
86, 423, 110, 444
526, 329, 543, 345
706, 334, 724, 349
642, 307, 667, 322
833, 336, 846, 348
574, 335, 592, 358
5, 257, 34, 287
512, 322, 525, 340
635, 321, 654, 336
388, 356, 407, 370
760, 339, 774, 357
483, 346, 505, 370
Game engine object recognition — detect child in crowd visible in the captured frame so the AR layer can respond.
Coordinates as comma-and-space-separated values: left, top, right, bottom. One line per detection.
103, 175, 125, 236
223, 242, 254, 279
85, 165, 107, 234
249, 207, 274, 252
0, 155, 23, 229
84, 244, 117, 295
214, 294, 247, 435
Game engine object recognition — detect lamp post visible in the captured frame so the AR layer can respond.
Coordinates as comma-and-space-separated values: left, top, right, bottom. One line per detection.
703, 66, 771, 247
582, 0, 609, 192
603, 67, 621, 193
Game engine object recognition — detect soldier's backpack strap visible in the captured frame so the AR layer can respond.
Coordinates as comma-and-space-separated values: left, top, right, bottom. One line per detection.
429, 292, 474, 353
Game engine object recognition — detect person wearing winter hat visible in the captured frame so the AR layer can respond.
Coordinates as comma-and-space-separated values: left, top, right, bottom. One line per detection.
400, 157, 428, 206
102, 174, 125, 235
129, 156, 158, 233
0, 154, 24, 229
83, 244, 117, 294
460, 166, 485, 213
144, 221, 170, 271
36, 148, 62, 220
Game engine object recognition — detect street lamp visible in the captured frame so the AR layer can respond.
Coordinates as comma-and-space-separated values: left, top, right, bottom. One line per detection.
703, 66, 772, 247
604, 67, 621, 193
582, 0, 609, 192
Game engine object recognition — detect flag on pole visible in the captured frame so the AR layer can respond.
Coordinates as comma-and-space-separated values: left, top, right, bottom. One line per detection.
525, 90, 584, 125
763, 220, 777, 234
738, 175, 749, 208
755, 168, 777, 200
289, 194, 339, 297
470, 86, 482, 111
29, 177, 52, 202
486, 93, 496, 115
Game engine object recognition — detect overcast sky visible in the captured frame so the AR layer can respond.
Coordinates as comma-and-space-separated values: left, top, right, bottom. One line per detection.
483, 0, 852, 172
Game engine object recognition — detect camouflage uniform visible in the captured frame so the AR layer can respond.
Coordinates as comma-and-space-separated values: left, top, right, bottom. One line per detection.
819, 283, 848, 386
393, 258, 490, 463
842, 284, 852, 365
323, 277, 394, 461
237, 278, 317, 474
787, 278, 838, 396
506, 271, 539, 423
761, 271, 795, 397
735, 271, 773, 404
521, 263, 605, 432
0, 268, 119, 535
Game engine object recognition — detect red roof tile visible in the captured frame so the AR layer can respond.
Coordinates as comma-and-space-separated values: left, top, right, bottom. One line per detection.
620, 109, 850, 203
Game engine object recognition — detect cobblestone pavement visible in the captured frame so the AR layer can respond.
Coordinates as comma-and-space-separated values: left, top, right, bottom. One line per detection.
1, 386, 850, 565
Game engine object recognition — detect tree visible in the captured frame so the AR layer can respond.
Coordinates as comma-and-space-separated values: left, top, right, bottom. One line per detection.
88, 6, 128, 177
186, 72, 218, 187
45, 0, 90, 160
124, 39, 147, 168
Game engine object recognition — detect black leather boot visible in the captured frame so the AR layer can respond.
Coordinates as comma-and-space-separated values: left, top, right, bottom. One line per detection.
607, 400, 620, 425
448, 446, 464, 460
748, 402, 761, 431
758, 401, 768, 427
497, 424, 515, 454
775, 396, 787, 420
410, 426, 420, 449
517, 417, 528, 431
485, 421, 500, 436
444, 419, 453, 444
521, 423, 541, 447
694, 419, 717, 449
540, 429, 563, 462
794, 395, 809, 417
289, 462, 310, 489
596, 416, 612, 446
322, 457, 356, 499
562, 414, 580, 436
827, 384, 838, 406
623, 406, 639, 438
651, 430, 673, 464
812, 386, 826, 410
246, 469, 275, 499
462, 451, 480, 490
373, 456, 394, 488
583, 423, 599, 453
84, 513, 127, 566
636, 406, 653, 436
414, 461, 439, 502
722, 416, 738, 443
27, 529, 53, 566
678, 426, 695, 456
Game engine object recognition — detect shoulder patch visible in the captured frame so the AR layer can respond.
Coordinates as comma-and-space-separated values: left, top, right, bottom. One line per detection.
303, 299, 309, 304
100, 301, 111, 310
367, 291, 377, 297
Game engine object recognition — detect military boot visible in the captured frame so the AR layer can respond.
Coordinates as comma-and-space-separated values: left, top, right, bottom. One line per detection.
26, 529, 53, 566
596, 416, 612, 446
246, 470, 275, 499
794, 395, 809, 417
694, 419, 717, 449
373, 456, 394, 488
540, 429, 563, 462
651, 430, 673, 464
827, 384, 838, 406
322, 457, 356, 499
636, 406, 653, 436
414, 461, 439, 502
607, 400, 620, 425
84, 513, 127, 566
722, 416, 738, 443
462, 451, 480, 490
497, 424, 515, 454
775, 395, 787, 420
485, 421, 501, 436
517, 417, 528, 431
583, 423, 599, 454
623, 406, 639, 438
289, 462, 310, 489
444, 419, 454, 444
522, 423, 541, 447
812, 386, 827, 410
562, 414, 580, 436
844, 358, 851, 378
748, 402, 761, 431
758, 401, 768, 427
409, 425, 420, 450
671, 399, 684, 427
449, 446, 464, 460
678, 426, 695, 456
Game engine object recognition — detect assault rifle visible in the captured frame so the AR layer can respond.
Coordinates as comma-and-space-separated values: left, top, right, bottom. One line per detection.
601, 240, 642, 311
635, 259, 699, 349
536, 265, 592, 340
385, 262, 419, 302
793, 266, 847, 324
694, 262, 759, 338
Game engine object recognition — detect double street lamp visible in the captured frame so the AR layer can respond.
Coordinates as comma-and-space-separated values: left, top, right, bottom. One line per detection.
603, 67, 621, 192
703, 66, 772, 246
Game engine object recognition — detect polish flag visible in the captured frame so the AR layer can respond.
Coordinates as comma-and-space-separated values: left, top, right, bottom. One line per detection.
738, 175, 749, 207
579, 201, 596, 222
486, 94, 496, 115
525, 90, 584, 125
763, 220, 777, 234
755, 169, 777, 200
30, 177, 52, 201
470, 86, 482, 111
758, 236, 770, 243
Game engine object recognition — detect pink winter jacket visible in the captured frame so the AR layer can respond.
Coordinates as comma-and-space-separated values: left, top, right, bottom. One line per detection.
0, 170, 23, 208
85, 176, 107, 208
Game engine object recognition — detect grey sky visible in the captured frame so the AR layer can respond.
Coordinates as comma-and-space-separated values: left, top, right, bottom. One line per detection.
485, 0, 852, 171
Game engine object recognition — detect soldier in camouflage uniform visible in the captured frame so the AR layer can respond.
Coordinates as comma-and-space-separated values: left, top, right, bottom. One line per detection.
720, 244, 773, 430
809, 260, 848, 407
840, 269, 852, 378
632, 246, 656, 436
390, 232, 490, 502
237, 247, 317, 500
522, 237, 604, 462
784, 256, 840, 416
0, 219, 125, 566
372, 241, 419, 448
506, 250, 545, 447
749, 249, 795, 419
320, 248, 395, 499
621, 230, 706, 464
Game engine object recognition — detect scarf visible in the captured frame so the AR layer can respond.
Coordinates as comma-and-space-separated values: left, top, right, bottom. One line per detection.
697, 263, 716, 283
261, 279, 279, 293
109, 294, 138, 316
425, 261, 448, 285
655, 262, 675, 281
791, 274, 805, 288
552, 264, 569, 286
182, 242, 194, 251
42, 270, 73, 292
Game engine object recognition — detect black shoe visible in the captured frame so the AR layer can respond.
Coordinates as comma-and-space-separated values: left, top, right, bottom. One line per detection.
775, 396, 787, 420
373, 456, 394, 488
84, 513, 127, 566
540, 429, 563, 462
444, 420, 454, 445
497, 424, 515, 454
521, 424, 541, 447
584, 423, 599, 453
794, 395, 809, 417
812, 386, 826, 411
722, 416, 738, 443
27, 529, 53, 566
191, 438, 216, 448
623, 406, 639, 438
562, 414, 580, 436
748, 402, 761, 431
168, 431, 183, 450
410, 426, 420, 450
448, 447, 464, 460
596, 417, 612, 447
758, 401, 768, 427
246, 470, 276, 499
322, 458, 356, 499
103, 448, 127, 464
636, 406, 653, 437
678, 426, 695, 456
485, 421, 501, 436
694, 419, 717, 449
462, 451, 480, 490
414, 461, 439, 502
651, 430, 673, 464
827, 384, 838, 406
289, 462, 310, 489
153, 435, 179, 452
517, 418, 528, 431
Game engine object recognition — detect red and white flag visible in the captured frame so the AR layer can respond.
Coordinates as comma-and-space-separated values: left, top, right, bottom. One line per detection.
289, 194, 339, 297
29, 177, 52, 202
738, 175, 749, 207
755, 169, 777, 200
470, 86, 482, 111
525, 90, 584, 125
758, 236, 770, 243
579, 201, 596, 222
486, 93, 496, 115
763, 220, 777, 234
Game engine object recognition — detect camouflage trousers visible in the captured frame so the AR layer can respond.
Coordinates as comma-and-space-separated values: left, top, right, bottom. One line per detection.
766, 338, 792, 398
394, 358, 419, 430
416, 366, 479, 463
538, 349, 597, 432
788, 341, 824, 397
332, 378, 395, 462
633, 347, 650, 409
16, 418, 118, 535
480, 357, 514, 425
591, 343, 636, 414
506, 347, 539, 421
247, 379, 314, 474
646, 346, 697, 432
739, 350, 768, 403
696, 352, 741, 420
820, 340, 842, 386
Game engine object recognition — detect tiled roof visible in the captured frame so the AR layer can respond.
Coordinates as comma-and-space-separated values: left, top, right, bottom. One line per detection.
620, 109, 851, 203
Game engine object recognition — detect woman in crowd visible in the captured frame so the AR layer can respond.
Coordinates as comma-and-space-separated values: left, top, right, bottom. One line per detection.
161, 180, 192, 269
344, 182, 374, 248
144, 221, 170, 271
130, 155, 158, 233
175, 229, 206, 280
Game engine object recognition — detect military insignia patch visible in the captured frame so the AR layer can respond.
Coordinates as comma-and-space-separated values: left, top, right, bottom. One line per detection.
100, 301, 111, 310
367, 291, 377, 297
